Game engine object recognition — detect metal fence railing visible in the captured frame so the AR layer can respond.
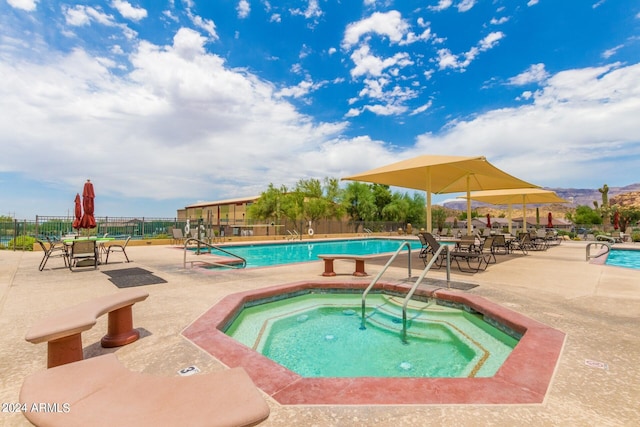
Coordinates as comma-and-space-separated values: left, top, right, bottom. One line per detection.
0, 216, 407, 251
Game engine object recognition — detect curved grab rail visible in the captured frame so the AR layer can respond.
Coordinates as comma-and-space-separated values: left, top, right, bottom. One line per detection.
586, 241, 611, 261
401, 244, 450, 343
183, 238, 247, 269
360, 242, 412, 330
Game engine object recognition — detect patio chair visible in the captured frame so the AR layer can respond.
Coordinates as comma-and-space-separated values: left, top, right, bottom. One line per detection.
509, 233, 532, 255
37, 238, 69, 271
68, 240, 98, 270
104, 236, 131, 264
171, 228, 185, 245
492, 234, 510, 255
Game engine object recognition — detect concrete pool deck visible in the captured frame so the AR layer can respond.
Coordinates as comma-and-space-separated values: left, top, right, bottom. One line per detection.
1, 239, 639, 426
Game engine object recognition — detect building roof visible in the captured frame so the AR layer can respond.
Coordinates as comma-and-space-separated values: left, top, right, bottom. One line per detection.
185, 196, 261, 209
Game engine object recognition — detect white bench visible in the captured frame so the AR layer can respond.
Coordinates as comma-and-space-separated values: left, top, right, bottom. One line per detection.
25, 289, 149, 368
19, 353, 270, 427
317, 254, 376, 276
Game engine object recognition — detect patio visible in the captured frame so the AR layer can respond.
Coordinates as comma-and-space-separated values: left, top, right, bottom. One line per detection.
1, 239, 638, 425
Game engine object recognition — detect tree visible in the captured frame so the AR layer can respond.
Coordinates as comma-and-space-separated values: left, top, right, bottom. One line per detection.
341, 182, 376, 230
431, 206, 447, 232
568, 205, 602, 226
247, 183, 287, 223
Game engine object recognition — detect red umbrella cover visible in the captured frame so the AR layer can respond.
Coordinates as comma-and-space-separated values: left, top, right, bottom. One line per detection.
547, 212, 553, 228
79, 180, 96, 229
486, 213, 491, 228
72, 193, 82, 230
613, 211, 620, 230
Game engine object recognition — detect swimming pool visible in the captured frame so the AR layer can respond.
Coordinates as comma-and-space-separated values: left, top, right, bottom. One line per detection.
225, 292, 517, 378
200, 238, 419, 268
605, 248, 640, 270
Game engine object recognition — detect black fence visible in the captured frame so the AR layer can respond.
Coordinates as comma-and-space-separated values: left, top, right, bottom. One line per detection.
0, 216, 406, 250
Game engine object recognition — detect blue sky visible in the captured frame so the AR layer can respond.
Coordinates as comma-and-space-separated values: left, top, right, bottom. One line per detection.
1, 0, 639, 219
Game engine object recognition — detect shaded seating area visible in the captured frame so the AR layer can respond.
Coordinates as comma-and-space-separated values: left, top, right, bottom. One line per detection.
19, 353, 270, 427
104, 236, 131, 264
37, 237, 69, 271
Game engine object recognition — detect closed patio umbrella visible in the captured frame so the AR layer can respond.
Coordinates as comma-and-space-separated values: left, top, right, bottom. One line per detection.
459, 188, 567, 234
79, 179, 96, 230
343, 155, 538, 233
486, 213, 491, 229
72, 193, 82, 231
547, 212, 553, 228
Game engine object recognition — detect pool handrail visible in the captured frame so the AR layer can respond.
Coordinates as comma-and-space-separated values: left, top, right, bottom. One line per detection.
360, 241, 412, 330
585, 241, 611, 261
401, 244, 450, 344
183, 238, 247, 269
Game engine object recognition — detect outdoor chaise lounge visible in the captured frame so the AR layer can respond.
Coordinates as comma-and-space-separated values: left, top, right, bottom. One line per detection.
19, 353, 270, 427
422, 232, 492, 273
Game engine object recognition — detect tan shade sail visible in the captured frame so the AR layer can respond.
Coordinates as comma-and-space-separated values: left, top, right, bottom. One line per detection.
342, 155, 538, 233
460, 188, 568, 205
459, 188, 568, 233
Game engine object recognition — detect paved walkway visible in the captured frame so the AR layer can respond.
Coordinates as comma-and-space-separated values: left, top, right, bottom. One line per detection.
1, 240, 639, 426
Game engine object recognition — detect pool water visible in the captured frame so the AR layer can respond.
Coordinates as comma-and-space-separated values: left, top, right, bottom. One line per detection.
201, 238, 419, 268
605, 248, 640, 270
225, 292, 518, 378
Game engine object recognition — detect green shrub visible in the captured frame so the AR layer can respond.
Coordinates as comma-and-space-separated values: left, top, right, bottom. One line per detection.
631, 232, 640, 243
8, 235, 36, 251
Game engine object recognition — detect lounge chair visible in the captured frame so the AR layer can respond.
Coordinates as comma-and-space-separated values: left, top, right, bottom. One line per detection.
104, 236, 131, 264
171, 228, 184, 245
37, 238, 69, 271
69, 240, 98, 270
423, 232, 491, 273
509, 233, 533, 255
492, 234, 510, 255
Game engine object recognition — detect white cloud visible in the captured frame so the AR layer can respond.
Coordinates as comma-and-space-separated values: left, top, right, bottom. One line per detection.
342, 11, 410, 49
414, 63, 640, 187
64, 5, 115, 27
237, 0, 250, 19
490, 16, 509, 25
349, 44, 413, 78
437, 32, 504, 71
457, 0, 476, 13
428, 0, 453, 12
527, 0, 539, 6
112, 0, 147, 21
0, 28, 368, 203
290, 0, 323, 20
7, 0, 38, 12
602, 44, 624, 59
508, 63, 549, 86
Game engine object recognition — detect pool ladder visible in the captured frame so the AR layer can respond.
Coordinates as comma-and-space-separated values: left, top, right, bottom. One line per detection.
360, 242, 451, 344
183, 238, 247, 269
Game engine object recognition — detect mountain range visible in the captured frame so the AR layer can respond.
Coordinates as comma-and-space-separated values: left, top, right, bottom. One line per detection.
443, 183, 640, 211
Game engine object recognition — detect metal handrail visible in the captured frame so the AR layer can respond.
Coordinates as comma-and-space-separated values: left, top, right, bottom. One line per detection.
183, 238, 246, 269
401, 244, 450, 343
586, 241, 611, 261
360, 242, 412, 330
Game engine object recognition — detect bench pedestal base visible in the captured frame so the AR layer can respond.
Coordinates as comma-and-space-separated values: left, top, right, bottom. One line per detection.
101, 305, 140, 348
47, 334, 83, 368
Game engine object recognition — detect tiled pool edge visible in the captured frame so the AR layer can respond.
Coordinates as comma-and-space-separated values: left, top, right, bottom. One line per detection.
182, 281, 566, 405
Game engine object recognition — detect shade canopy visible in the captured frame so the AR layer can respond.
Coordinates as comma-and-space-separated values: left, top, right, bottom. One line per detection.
459, 188, 568, 233
343, 155, 538, 233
